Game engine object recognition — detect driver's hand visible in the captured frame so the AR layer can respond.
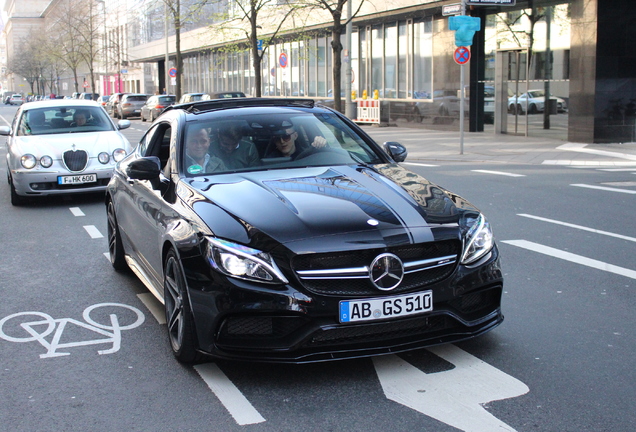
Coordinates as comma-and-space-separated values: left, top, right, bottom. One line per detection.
311, 136, 327, 148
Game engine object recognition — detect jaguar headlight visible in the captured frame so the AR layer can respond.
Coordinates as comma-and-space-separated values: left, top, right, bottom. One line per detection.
207, 238, 288, 284
40, 155, 53, 168
21, 154, 37, 169
461, 213, 494, 265
98, 152, 110, 164
113, 148, 127, 162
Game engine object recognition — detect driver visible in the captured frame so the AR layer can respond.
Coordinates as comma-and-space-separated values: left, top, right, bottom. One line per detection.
265, 127, 327, 159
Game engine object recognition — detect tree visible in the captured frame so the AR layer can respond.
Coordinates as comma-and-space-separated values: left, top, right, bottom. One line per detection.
301, 0, 364, 112
75, 0, 105, 96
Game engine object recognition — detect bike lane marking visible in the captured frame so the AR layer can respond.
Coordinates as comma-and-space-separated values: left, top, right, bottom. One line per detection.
374, 344, 529, 432
194, 363, 266, 425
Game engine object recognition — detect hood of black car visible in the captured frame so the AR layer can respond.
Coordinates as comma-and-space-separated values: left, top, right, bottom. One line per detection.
187, 164, 476, 250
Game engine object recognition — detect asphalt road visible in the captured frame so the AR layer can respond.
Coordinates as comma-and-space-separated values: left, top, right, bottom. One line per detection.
0, 104, 634, 432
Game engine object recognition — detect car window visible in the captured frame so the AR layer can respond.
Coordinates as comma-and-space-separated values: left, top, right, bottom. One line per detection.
181, 112, 383, 177
159, 96, 176, 104
126, 95, 148, 102
138, 122, 173, 171
17, 106, 114, 136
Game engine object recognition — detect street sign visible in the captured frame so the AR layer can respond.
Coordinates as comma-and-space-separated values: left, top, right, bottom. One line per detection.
442, 4, 462, 16
466, 0, 516, 5
454, 46, 471, 65
168, 67, 177, 78
279, 52, 288, 68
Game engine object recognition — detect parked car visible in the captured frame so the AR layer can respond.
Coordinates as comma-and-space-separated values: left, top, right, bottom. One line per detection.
79, 92, 100, 101
140, 94, 176, 122
8, 94, 25, 105
116, 93, 148, 119
0, 100, 132, 205
178, 92, 206, 103
415, 89, 462, 119
98, 95, 110, 107
105, 98, 503, 363
508, 90, 567, 115
202, 91, 247, 100
106, 92, 129, 117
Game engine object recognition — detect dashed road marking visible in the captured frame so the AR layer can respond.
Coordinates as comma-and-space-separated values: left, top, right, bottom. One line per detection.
571, 184, 636, 194
502, 239, 636, 280
70, 207, 85, 216
84, 225, 104, 238
472, 170, 525, 177
194, 363, 266, 426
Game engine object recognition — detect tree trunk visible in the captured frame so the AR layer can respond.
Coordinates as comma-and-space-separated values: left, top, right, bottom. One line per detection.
331, 19, 344, 113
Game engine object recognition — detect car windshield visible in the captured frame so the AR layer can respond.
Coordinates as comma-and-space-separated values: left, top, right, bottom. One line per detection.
159, 96, 176, 104
17, 106, 115, 136
182, 111, 384, 176
126, 95, 148, 102
528, 90, 545, 98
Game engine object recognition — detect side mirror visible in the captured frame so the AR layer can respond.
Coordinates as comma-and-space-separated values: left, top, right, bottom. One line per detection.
383, 142, 408, 163
0, 126, 11, 136
126, 156, 161, 180
118, 119, 131, 130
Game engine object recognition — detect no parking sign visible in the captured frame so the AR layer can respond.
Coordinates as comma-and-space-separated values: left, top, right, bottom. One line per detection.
454, 46, 470, 65
279, 52, 288, 68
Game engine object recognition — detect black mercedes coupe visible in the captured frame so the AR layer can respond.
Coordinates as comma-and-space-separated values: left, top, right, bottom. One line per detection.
106, 98, 503, 363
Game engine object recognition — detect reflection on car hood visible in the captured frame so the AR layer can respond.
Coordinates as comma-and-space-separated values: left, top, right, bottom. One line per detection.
186, 164, 479, 250
12, 131, 131, 156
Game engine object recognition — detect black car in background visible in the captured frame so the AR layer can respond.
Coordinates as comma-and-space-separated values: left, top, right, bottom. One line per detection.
106, 98, 503, 363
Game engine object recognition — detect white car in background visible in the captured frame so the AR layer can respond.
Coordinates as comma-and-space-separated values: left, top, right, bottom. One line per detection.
508, 90, 567, 115
0, 100, 132, 205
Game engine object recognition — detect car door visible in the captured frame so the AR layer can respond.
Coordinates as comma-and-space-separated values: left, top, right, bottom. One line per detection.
117, 121, 174, 287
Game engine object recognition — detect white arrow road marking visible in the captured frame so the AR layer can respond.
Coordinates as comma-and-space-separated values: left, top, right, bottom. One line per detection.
194, 363, 266, 426
502, 240, 636, 280
373, 344, 529, 432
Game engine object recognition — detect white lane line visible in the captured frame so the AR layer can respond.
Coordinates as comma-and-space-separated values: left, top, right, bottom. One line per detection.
571, 184, 636, 194
598, 168, 636, 172
517, 214, 636, 243
543, 160, 636, 166
83, 225, 104, 239
471, 170, 525, 177
70, 207, 85, 216
194, 363, 266, 425
502, 240, 636, 280
137, 293, 166, 324
402, 162, 440, 167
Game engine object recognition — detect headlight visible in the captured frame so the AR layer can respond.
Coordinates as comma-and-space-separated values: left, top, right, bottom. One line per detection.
461, 213, 494, 265
207, 238, 288, 284
98, 152, 110, 164
21, 154, 37, 169
113, 148, 127, 162
40, 155, 53, 168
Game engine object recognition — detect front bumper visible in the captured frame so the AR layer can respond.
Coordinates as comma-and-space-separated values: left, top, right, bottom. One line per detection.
184, 245, 504, 364
10, 167, 114, 196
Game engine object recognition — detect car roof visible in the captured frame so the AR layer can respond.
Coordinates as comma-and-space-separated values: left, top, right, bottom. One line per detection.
19, 99, 102, 109
164, 97, 317, 115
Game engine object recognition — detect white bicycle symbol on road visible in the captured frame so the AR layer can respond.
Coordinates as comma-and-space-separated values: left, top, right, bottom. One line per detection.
0, 303, 145, 359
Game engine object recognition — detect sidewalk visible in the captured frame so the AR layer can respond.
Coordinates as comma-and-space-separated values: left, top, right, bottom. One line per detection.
362, 126, 636, 166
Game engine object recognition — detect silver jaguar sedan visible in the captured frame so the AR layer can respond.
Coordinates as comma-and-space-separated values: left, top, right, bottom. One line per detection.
1, 99, 133, 205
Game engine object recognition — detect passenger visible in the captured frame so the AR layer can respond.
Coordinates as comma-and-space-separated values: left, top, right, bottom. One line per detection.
265, 126, 327, 159
185, 125, 226, 174
210, 125, 260, 169
27, 111, 48, 133
72, 110, 89, 126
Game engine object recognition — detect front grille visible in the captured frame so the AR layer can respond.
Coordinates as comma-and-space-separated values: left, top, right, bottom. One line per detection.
293, 240, 460, 296
220, 316, 307, 339
307, 315, 450, 346
63, 149, 88, 172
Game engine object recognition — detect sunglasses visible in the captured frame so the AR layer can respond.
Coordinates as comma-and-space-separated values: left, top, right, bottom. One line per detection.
280, 131, 296, 141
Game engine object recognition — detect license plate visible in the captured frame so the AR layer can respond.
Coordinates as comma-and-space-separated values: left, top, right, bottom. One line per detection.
339, 290, 432, 323
58, 174, 97, 185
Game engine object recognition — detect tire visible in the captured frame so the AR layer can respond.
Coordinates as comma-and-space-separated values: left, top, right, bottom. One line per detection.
9, 174, 25, 206
528, 104, 537, 114
141, 112, 146, 122
107, 200, 128, 271
164, 249, 201, 363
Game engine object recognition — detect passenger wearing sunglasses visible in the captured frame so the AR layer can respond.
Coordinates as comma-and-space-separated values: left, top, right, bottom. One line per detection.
210, 125, 260, 169
265, 127, 327, 160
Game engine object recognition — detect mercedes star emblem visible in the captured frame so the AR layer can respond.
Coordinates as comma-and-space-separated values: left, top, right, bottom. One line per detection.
369, 253, 404, 291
